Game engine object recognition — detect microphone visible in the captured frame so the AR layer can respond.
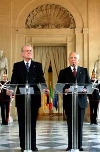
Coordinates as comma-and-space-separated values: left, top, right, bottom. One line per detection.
25, 64, 30, 95
73, 64, 75, 68
72, 64, 77, 83
26, 70, 29, 84
26, 63, 29, 83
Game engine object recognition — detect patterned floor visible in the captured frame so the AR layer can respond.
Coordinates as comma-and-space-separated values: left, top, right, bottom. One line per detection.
0, 116, 100, 152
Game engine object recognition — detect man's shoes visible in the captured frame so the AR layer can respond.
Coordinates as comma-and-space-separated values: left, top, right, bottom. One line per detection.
66, 147, 83, 151
79, 147, 83, 151
4, 122, 8, 125
21, 147, 38, 151
94, 122, 98, 125
66, 147, 71, 151
32, 147, 38, 151
1, 122, 8, 125
21, 149, 24, 152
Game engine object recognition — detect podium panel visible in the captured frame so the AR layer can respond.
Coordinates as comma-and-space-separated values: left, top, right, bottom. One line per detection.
54, 83, 93, 152
55, 83, 94, 94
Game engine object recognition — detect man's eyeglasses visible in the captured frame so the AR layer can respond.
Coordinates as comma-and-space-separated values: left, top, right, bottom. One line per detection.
23, 50, 32, 53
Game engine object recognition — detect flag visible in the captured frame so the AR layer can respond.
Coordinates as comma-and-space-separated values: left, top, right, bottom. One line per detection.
53, 93, 58, 110
49, 84, 53, 110
44, 93, 49, 109
45, 93, 49, 104
43, 94, 49, 109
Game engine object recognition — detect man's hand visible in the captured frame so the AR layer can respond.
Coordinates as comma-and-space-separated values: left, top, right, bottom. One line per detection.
65, 88, 70, 93
64, 88, 70, 95
82, 88, 87, 93
43, 88, 50, 95
6, 89, 14, 96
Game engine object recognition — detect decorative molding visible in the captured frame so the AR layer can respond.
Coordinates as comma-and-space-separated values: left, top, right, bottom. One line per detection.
83, 28, 89, 34
67, 37, 73, 42
75, 28, 83, 33
25, 4, 76, 29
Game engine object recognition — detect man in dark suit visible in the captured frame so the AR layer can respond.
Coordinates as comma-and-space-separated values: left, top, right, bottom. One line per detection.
57, 52, 91, 151
7, 45, 48, 152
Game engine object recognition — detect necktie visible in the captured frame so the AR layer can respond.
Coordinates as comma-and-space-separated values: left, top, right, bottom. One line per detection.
26, 62, 29, 72
73, 67, 76, 77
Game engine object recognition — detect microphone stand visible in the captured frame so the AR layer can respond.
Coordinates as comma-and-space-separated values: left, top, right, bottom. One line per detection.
24, 70, 32, 152
71, 64, 79, 152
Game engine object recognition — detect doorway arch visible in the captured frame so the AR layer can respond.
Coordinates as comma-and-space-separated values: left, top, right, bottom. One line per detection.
11, 0, 88, 117
16, 0, 83, 28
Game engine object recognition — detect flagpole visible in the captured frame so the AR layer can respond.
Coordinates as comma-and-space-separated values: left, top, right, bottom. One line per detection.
49, 81, 53, 117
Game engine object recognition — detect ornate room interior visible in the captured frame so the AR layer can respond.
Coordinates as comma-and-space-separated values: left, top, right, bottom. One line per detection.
0, 0, 100, 120
0, 0, 100, 152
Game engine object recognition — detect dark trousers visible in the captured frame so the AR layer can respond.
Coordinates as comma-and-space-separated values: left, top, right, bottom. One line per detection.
65, 105, 85, 149
89, 100, 99, 123
17, 104, 39, 150
1, 101, 10, 124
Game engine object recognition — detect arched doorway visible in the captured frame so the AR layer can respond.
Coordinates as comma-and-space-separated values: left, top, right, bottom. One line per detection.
11, 1, 88, 119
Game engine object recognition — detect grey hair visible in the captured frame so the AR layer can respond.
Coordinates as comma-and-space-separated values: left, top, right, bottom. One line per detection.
21, 44, 33, 52
69, 52, 80, 60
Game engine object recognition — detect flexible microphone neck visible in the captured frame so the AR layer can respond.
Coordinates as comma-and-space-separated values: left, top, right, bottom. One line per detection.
25, 62, 29, 83
72, 64, 77, 83
26, 70, 29, 84
72, 64, 76, 68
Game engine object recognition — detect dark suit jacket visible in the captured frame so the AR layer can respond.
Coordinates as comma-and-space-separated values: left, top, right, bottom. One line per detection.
10, 60, 46, 108
0, 81, 10, 101
57, 66, 91, 110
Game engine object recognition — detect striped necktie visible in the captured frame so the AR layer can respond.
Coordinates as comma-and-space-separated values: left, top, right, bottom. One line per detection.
73, 67, 76, 77
26, 62, 29, 72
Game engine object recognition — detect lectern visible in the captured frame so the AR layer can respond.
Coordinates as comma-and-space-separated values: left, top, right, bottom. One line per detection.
55, 83, 93, 152
7, 83, 47, 152
20, 83, 47, 152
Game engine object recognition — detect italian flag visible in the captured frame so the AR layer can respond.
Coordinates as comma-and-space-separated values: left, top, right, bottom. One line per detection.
49, 84, 53, 110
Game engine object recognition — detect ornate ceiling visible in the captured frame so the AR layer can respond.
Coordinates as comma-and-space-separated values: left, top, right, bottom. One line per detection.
25, 4, 76, 29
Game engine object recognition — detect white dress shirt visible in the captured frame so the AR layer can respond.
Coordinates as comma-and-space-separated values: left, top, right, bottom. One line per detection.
24, 60, 31, 67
